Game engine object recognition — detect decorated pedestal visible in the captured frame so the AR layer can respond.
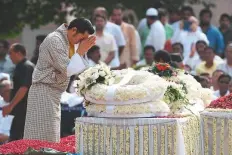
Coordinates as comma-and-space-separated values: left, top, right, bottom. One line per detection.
75, 116, 200, 155
200, 110, 232, 155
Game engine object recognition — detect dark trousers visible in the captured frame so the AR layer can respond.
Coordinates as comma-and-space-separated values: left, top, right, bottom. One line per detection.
9, 113, 26, 142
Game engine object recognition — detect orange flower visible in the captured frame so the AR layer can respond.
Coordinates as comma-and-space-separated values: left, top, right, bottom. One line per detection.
156, 63, 170, 71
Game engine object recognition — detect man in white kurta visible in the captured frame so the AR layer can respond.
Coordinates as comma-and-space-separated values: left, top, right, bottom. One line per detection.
24, 18, 95, 142
145, 8, 166, 51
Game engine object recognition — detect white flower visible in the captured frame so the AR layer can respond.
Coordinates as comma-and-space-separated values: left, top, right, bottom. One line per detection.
92, 72, 99, 80
99, 70, 106, 77
108, 78, 115, 85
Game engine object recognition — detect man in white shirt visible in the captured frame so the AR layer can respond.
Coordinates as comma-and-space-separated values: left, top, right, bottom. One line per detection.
217, 43, 232, 77
87, 45, 101, 66
145, 8, 166, 51
171, 16, 209, 62
0, 40, 15, 79
111, 4, 139, 67
136, 45, 155, 66
171, 6, 201, 33
0, 79, 11, 143
93, 7, 126, 67
94, 15, 117, 65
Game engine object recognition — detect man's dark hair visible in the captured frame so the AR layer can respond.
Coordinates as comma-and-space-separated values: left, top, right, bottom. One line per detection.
93, 7, 109, 19
172, 42, 184, 50
204, 46, 216, 54
196, 40, 207, 46
36, 35, 47, 42
12, 43, 26, 56
0, 40, 9, 49
144, 45, 155, 53
168, 8, 180, 15
199, 9, 213, 18
87, 45, 100, 58
113, 3, 125, 11
220, 13, 231, 22
212, 69, 224, 76
94, 14, 107, 21
193, 75, 201, 82
68, 17, 95, 35
154, 50, 171, 63
158, 8, 167, 20
218, 73, 231, 82
181, 6, 195, 16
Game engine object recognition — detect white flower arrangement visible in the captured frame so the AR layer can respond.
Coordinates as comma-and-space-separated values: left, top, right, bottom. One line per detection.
75, 63, 115, 95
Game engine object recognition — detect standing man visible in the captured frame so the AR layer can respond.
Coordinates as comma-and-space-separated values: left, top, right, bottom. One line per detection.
158, 8, 174, 40
145, 8, 166, 52
199, 9, 224, 56
93, 7, 126, 68
24, 18, 95, 142
219, 13, 232, 48
94, 15, 117, 65
31, 35, 47, 65
0, 40, 15, 78
111, 4, 139, 67
2, 43, 34, 141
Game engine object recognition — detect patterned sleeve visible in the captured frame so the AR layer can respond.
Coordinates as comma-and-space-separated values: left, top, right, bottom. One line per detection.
48, 36, 70, 73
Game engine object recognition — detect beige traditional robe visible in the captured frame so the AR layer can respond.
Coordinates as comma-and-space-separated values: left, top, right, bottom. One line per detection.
120, 22, 139, 67
24, 24, 87, 142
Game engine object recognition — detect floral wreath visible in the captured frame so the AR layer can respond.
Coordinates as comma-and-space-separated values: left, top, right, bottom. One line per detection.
148, 63, 176, 77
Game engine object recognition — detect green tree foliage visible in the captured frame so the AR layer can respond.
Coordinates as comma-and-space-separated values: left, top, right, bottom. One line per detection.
0, 0, 214, 38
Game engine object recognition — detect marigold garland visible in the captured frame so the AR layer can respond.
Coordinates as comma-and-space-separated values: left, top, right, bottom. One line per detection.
148, 63, 174, 77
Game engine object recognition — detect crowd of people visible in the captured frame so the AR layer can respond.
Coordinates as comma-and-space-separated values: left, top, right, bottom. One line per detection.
86, 4, 232, 99
0, 3, 232, 144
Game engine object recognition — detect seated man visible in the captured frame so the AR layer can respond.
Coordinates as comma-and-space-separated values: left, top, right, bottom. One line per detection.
87, 45, 101, 66
136, 45, 156, 67
87, 45, 126, 70
195, 47, 219, 77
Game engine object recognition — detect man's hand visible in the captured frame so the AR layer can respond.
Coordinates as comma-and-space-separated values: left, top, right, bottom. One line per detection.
2, 104, 13, 117
190, 23, 198, 32
77, 36, 96, 56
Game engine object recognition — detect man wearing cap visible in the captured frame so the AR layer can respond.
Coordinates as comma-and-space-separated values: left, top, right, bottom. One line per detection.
145, 8, 166, 51
24, 18, 96, 142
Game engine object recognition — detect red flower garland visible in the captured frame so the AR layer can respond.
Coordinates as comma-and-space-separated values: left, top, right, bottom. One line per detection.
0, 135, 75, 154
208, 93, 232, 109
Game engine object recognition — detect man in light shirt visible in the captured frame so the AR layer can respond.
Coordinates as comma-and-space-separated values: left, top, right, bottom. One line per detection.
217, 43, 232, 77
195, 47, 219, 77
87, 45, 101, 66
213, 74, 230, 98
0, 80, 12, 143
145, 8, 166, 51
185, 40, 223, 72
171, 16, 209, 62
136, 45, 155, 66
111, 4, 139, 67
94, 15, 117, 65
93, 7, 126, 67
0, 40, 15, 79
